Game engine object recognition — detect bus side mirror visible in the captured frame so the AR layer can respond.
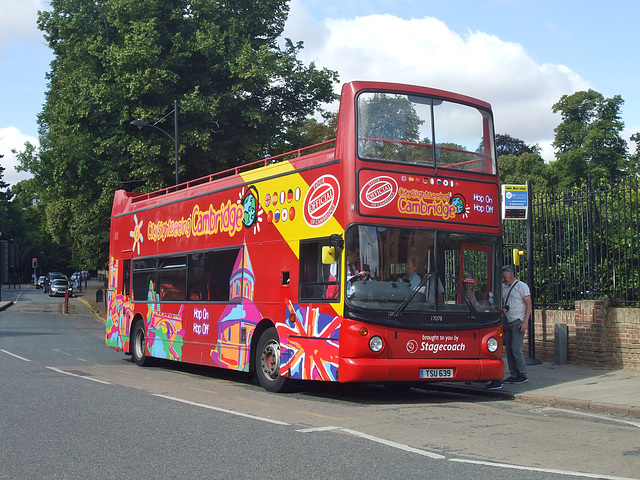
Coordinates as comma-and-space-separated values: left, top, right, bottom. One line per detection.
322, 246, 336, 265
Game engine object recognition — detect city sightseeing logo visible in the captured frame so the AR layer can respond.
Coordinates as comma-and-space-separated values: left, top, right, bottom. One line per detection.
130, 214, 144, 254
238, 185, 263, 234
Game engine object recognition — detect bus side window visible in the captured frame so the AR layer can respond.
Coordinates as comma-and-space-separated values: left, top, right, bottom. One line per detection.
204, 248, 240, 302
187, 253, 205, 301
123, 259, 131, 296
157, 256, 187, 301
300, 239, 339, 301
132, 258, 157, 302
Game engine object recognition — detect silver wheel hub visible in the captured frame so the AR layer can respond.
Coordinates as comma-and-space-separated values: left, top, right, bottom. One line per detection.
261, 340, 281, 380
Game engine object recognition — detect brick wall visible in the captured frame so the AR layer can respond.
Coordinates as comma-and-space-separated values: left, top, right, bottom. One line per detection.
529, 300, 640, 371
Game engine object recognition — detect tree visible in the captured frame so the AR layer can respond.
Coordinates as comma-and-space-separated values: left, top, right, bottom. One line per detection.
495, 135, 552, 193
20, 0, 338, 269
281, 111, 338, 155
628, 132, 640, 176
7, 178, 69, 278
0, 154, 12, 248
552, 90, 627, 188
495, 133, 541, 157
357, 93, 425, 162
0, 154, 10, 202
498, 152, 556, 193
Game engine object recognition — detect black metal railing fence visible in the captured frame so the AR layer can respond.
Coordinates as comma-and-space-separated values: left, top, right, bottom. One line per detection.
503, 177, 640, 308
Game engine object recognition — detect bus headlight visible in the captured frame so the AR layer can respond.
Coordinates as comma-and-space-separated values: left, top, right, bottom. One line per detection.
487, 337, 498, 353
369, 336, 383, 352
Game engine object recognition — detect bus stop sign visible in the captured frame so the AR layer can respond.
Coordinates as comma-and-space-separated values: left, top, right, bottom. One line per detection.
502, 184, 528, 220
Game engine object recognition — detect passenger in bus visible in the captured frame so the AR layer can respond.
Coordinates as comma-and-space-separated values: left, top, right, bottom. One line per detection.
345, 244, 370, 299
405, 252, 444, 303
346, 245, 369, 281
405, 254, 425, 291
461, 272, 483, 305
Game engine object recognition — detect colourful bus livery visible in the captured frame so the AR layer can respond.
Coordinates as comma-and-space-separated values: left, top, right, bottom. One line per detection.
107, 81, 505, 392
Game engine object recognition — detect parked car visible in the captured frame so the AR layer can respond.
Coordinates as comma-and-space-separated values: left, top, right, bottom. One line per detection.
44, 272, 66, 293
36, 276, 45, 289
49, 278, 73, 297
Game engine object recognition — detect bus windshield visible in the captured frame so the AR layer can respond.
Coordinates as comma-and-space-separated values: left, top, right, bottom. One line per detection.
345, 226, 501, 324
357, 91, 496, 174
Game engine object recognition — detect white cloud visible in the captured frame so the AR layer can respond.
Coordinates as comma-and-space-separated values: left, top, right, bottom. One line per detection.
284, 3, 591, 162
0, 0, 46, 55
0, 127, 36, 186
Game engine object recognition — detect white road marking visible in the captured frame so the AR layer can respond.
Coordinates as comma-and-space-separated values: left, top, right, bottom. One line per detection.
5, 350, 632, 480
0, 349, 31, 362
296, 425, 342, 433
46, 366, 111, 385
537, 406, 640, 428
153, 394, 291, 425
339, 428, 446, 459
450, 458, 639, 480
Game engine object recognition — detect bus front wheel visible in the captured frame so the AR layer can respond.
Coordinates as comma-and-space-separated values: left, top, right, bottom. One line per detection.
255, 327, 291, 393
131, 320, 151, 367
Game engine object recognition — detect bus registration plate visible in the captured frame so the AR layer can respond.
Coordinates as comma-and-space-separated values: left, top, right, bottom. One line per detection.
420, 368, 454, 379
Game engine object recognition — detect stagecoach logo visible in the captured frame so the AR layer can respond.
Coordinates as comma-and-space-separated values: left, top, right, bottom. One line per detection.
303, 175, 340, 227
360, 176, 398, 209
406, 339, 419, 354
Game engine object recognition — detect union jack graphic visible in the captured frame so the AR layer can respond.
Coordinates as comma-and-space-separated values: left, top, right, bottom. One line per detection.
277, 301, 340, 382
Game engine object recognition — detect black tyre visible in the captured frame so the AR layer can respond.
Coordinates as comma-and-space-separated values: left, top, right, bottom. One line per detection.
255, 327, 291, 393
131, 320, 152, 367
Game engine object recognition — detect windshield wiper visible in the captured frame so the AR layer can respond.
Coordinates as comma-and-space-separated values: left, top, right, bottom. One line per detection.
390, 273, 433, 318
457, 283, 480, 321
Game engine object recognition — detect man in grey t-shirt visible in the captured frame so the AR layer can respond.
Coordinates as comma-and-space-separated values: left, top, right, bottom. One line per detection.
486, 265, 532, 390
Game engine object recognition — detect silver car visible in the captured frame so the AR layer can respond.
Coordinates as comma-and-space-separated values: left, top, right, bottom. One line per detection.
49, 278, 73, 297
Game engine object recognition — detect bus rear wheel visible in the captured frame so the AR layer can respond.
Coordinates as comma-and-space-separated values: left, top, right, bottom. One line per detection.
131, 320, 151, 367
255, 327, 291, 393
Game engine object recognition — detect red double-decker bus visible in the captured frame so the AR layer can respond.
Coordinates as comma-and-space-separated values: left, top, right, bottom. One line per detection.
106, 81, 504, 392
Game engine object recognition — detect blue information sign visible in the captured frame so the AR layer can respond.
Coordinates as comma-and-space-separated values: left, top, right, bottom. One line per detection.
502, 184, 528, 219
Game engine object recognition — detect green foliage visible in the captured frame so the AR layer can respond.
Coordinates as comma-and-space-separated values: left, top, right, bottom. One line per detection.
278, 112, 338, 157
498, 153, 557, 193
518, 179, 640, 307
19, 0, 338, 269
0, 155, 10, 240
0, 161, 65, 280
495, 133, 540, 157
495, 134, 553, 193
552, 90, 627, 187
357, 93, 426, 162
628, 132, 640, 176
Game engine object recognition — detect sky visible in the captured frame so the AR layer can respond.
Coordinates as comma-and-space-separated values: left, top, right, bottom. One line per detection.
1, 0, 640, 186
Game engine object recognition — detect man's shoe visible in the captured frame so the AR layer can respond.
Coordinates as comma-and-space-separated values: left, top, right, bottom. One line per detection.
503, 376, 518, 383
512, 375, 528, 384
485, 380, 503, 390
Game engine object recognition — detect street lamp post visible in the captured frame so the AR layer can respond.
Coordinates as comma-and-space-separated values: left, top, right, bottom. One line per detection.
131, 100, 179, 185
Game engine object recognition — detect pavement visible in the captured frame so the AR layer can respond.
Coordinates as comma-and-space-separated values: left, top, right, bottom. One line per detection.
2, 281, 639, 418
